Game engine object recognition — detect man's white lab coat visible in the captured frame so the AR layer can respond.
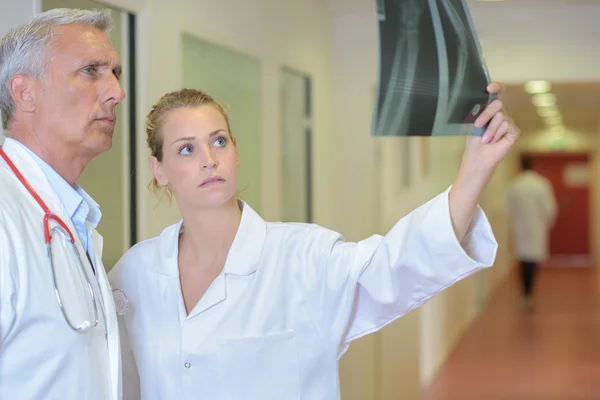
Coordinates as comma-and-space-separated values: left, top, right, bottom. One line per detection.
0, 139, 121, 399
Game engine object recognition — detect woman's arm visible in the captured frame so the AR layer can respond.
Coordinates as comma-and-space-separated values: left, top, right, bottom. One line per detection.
449, 82, 520, 242
297, 83, 519, 352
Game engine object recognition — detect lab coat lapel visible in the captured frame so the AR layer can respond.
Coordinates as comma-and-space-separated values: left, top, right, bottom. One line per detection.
186, 274, 227, 318
0, 139, 67, 218
185, 202, 266, 320
91, 230, 121, 400
222, 202, 266, 276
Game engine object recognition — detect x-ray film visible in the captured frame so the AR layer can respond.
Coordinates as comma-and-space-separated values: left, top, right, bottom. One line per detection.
372, 0, 495, 137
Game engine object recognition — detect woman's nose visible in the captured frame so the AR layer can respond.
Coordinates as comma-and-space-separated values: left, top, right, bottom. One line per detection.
201, 148, 219, 169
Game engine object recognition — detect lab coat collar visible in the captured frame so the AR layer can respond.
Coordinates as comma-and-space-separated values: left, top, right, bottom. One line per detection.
0, 138, 65, 215
155, 200, 267, 277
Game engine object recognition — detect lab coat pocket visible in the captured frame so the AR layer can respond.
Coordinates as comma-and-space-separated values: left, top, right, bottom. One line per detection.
217, 330, 301, 400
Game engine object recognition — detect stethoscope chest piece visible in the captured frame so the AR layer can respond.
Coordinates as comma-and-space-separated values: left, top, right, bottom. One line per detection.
112, 289, 129, 316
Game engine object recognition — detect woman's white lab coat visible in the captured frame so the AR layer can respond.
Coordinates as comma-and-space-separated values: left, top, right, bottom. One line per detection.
109, 188, 498, 400
0, 140, 121, 400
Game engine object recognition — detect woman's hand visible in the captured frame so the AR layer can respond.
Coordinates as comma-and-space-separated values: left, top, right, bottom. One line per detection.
467, 82, 520, 179
449, 82, 520, 242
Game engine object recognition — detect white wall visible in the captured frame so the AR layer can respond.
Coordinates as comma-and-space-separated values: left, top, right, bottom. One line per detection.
0, 0, 38, 142
0, 1, 36, 37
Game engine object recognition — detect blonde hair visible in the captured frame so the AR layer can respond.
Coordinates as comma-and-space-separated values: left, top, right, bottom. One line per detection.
146, 88, 231, 200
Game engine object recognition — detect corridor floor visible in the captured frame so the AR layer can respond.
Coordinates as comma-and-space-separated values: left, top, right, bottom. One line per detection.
424, 266, 600, 400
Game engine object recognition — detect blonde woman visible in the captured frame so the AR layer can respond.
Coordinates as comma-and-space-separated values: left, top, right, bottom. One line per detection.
109, 85, 519, 399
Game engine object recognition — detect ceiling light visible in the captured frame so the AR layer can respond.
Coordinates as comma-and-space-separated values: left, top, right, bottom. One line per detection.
544, 114, 563, 125
532, 93, 557, 107
525, 80, 552, 94
537, 107, 560, 118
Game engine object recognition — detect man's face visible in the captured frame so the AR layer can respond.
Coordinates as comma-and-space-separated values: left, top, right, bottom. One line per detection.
31, 23, 125, 159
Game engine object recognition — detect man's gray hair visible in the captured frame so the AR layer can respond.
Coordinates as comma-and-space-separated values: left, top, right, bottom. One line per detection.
0, 8, 114, 130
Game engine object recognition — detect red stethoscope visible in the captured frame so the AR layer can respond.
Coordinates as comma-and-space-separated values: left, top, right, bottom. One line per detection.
0, 146, 100, 332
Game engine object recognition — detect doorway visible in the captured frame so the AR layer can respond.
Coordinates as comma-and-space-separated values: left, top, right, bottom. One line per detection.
280, 67, 313, 223
523, 152, 592, 266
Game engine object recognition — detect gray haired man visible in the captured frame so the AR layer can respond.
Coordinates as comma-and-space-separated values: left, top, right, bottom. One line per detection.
0, 8, 125, 399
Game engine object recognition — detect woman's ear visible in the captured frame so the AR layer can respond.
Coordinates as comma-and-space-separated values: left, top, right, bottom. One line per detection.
148, 155, 168, 187
232, 136, 241, 167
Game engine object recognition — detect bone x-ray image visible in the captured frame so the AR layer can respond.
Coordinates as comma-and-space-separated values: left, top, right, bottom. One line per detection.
372, 0, 494, 137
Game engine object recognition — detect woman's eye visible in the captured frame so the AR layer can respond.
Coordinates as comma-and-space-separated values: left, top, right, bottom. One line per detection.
179, 144, 193, 155
214, 137, 227, 147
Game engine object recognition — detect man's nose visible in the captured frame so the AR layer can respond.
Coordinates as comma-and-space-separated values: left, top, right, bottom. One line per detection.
104, 74, 126, 105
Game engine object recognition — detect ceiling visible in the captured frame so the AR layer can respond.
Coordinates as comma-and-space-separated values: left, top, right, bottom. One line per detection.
326, 0, 600, 135
502, 82, 600, 134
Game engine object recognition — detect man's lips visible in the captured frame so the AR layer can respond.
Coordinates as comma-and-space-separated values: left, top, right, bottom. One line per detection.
96, 116, 116, 125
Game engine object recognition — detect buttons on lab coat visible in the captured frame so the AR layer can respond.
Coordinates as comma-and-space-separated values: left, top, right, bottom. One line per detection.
184, 362, 191, 369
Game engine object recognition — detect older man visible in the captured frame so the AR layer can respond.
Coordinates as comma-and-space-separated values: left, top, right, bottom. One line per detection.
0, 8, 125, 399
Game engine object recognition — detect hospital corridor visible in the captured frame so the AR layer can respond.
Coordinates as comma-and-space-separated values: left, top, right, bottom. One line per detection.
426, 265, 600, 399
1, 0, 600, 399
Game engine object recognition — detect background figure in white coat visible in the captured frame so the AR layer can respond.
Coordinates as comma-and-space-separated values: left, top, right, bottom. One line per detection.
109, 85, 519, 400
0, 9, 125, 400
506, 156, 557, 310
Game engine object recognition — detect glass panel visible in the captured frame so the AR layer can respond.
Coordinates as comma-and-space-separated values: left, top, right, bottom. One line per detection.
281, 68, 311, 223
182, 34, 262, 212
42, 0, 128, 271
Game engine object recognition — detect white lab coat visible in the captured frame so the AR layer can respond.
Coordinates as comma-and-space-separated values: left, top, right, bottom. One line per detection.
0, 140, 121, 400
109, 188, 498, 400
506, 171, 558, 262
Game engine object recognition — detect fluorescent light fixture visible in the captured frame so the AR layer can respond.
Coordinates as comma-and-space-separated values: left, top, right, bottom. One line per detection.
525, 80, 552, 94
532, 93, 557, 108
544, 114, 563, 125
537, 107, 560, 118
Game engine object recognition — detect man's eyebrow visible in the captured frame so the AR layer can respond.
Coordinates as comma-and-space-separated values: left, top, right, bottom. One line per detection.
84, 59, 122, 77
85, 59, 110, 67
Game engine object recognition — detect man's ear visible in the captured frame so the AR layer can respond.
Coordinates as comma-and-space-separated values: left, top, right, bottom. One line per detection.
9, 75, 36, 114
148, 155, 168, 187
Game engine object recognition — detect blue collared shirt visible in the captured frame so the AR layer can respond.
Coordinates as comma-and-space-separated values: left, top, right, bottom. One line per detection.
6, 138, 102, 259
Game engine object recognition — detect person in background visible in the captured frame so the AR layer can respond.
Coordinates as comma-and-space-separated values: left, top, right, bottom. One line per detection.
0, 8, 125, 399
109, 83, 519, 399
506, 156, 557, 310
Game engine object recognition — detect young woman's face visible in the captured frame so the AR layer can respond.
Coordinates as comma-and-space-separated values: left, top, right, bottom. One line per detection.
150, 105, 240, 209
